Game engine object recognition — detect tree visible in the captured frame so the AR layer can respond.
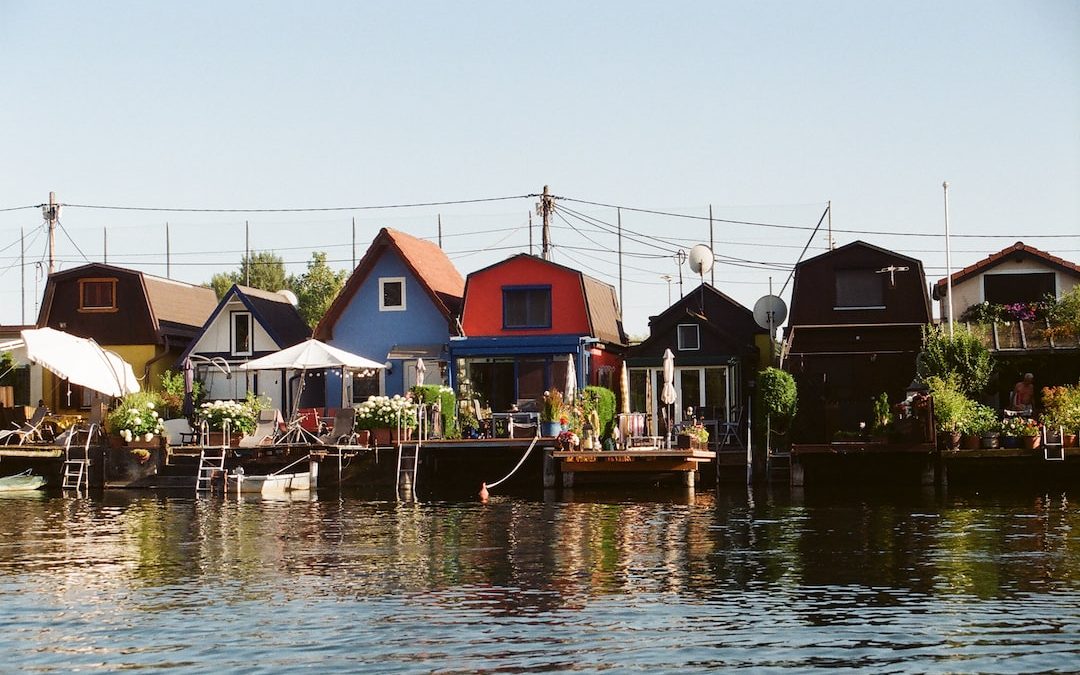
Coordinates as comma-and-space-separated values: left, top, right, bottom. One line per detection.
208, 251, 290, 299
916, 324, 993, 396
288, 252, 347, 328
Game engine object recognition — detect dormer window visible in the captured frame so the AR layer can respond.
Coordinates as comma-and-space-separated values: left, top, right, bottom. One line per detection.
835, 269, 884, 310
78, 278, 117, 312
503, 286, 551, 329
231, 312, 252, 356
380, 277, 406, 311
677, 324, 700, 351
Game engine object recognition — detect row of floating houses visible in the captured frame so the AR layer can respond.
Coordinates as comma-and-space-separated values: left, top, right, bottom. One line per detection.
2, 229, 1079, 492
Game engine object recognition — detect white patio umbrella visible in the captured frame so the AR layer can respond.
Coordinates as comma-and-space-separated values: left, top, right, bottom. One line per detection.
564, 354, 577, 402
415, 357, 426, 388
661, 348, 677, 447
19, 327, 139, 398
619, 361, 631, 414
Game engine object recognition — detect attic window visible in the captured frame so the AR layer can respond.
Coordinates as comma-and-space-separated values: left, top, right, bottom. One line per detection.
78, 278, 117, 312
983, 273, 1055, 305
231, 312, 252, 356
835, 269, 884, 310
380, 277, 406, 312
677, 324, 700, 351
503, 286, 551, 329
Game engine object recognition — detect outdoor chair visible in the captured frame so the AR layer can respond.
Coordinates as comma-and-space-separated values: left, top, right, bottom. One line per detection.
0, 404, 50, 446
472, 400, 493, 439
319, 407, 357, 445
239, 409, 283, 448
718, 406, 745, 450
163, 418, 197, 446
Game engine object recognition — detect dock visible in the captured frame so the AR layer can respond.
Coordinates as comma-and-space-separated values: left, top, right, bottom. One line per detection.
551, 447, 716, 487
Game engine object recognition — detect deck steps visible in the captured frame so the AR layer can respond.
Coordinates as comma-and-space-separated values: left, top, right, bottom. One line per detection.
195, 447, 229, 492
396, 443, 420, 497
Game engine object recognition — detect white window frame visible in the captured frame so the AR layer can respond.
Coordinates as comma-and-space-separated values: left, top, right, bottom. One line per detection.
379, 277, 407, 312
677, 324, 700, 351
231, 311, 253, 356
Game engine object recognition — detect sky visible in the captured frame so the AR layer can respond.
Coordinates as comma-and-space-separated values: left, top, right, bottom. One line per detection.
1, 1, 1077, 337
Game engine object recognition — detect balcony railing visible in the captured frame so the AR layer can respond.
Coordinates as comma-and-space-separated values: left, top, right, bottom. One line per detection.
963, 320, 1080, 352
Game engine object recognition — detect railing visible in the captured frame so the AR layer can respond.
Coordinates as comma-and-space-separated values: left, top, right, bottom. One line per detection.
964, 320, 1080, 352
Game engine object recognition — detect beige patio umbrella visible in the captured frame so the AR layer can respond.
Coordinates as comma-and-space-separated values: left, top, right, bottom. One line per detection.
564, 354, 577, 402
619, 361, 631, 414
661, 348, 677, 447
415, 357, 426, 388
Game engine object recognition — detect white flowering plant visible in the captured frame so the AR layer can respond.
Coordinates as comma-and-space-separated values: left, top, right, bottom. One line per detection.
197, 399, 257, 435
354, 394, 418, 430
107, 392, 166, 443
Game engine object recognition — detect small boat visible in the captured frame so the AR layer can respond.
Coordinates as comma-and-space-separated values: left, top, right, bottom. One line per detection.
0, 469, 46, 492
226, 468, 312, 494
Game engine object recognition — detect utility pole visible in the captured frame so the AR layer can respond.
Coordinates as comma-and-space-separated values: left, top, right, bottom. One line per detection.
20, 227, 25, 324
943, 181, 954, 335
538, 185, 553, 260
676, 250, 686, 298
827, 200, 834, 249
528, 212, 533, 255
166, 222, 171, 278
708, 204, 715, 286
351, 217, 356, 269
43, 191, 59, 274
103, 228, 108, 264
661, 274, 673, 306
617, 208, 623, 307
244, 220, 250, 286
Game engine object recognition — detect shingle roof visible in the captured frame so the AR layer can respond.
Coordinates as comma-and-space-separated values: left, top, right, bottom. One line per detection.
233, 285, 311, 348
142, 275, 219, 330
314, 228, 464, 340
933, 241, 1080, 291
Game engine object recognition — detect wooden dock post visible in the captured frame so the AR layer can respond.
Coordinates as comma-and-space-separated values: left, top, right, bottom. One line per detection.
543, 447, 557, 489
921, 455, 936, 486
790, 454, 805, 487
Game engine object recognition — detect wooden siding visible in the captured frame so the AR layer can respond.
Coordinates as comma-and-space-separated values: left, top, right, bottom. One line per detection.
462, 256, 591, 337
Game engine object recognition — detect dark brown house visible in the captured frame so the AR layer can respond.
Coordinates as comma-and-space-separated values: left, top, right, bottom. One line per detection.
626, 283, 769, 438
783, 241, 931, 442
36, 263, 218, 411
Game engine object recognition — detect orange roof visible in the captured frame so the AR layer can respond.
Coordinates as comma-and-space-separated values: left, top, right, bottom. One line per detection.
314, 228, 464, 340
934, 241, 1080, 291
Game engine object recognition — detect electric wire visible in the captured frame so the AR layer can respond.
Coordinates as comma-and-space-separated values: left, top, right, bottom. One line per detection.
56, 194, 535, 213
779, 206, 831, 297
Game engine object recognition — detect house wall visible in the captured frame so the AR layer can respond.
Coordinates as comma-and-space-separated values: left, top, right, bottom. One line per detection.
328, 249, 452, 397
190, 298, 279, 357
942, 262, 1080, 320
43, 269, 158, 346
462, 257, 591, 337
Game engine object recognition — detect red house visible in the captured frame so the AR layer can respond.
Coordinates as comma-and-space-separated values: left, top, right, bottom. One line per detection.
450, 254, 628, 411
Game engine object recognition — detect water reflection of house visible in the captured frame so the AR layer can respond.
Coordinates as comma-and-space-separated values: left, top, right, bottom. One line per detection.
179, 284, 311, 412
450, 254, 628, 411
36, 263, 218, 413
625, 284, 768, 439
315, 228, 464, 400
784, 242, 931, 443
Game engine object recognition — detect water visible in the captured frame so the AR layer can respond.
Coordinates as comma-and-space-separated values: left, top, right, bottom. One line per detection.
1, 485, 1077, 673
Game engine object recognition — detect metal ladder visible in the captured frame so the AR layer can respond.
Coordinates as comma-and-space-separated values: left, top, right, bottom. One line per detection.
61, 423, 96, 490
196, 420, 230, 492
396, 442, 420, 497
1043, 426, 1066, 461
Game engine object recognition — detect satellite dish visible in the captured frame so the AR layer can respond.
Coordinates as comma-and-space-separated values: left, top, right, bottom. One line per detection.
687, 244, 714, 276
277, 289, 299, 306
753, 295, 788, 330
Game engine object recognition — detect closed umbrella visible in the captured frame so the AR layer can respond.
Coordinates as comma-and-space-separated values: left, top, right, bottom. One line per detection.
661, 348, 677, 447
564, 354, 577, 403
619, 361, 631, 414
415, 357, 426, 388
182, 357, 195, 418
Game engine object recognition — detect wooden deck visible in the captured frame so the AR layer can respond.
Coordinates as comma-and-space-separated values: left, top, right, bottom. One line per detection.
551, 447, 715, 487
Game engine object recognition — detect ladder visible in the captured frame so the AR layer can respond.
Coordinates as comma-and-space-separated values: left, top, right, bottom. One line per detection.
196, 447, 228, 492
62, 423, 96, 490
1043, 426, 1066, 462
396, 442, 420, 497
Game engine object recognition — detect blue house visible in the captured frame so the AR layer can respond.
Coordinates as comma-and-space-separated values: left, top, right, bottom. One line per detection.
314, 228, 465, 401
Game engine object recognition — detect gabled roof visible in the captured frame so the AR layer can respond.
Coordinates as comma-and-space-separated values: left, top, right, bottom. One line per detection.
38, 262, 217, 334
315, 228, 464, 340
179, 285, 310, 363
468, 254, 627, 346
797, 240, 924, 270
933, 241, 1080, 292
647, 283, 760, 333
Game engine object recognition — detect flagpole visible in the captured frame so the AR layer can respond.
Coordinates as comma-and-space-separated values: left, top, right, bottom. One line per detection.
943, 181, 954, 336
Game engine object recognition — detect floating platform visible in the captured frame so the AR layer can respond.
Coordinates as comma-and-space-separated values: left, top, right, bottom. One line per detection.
551, 447, 716, 487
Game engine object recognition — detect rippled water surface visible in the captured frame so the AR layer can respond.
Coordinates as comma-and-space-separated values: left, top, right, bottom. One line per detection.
1, 485, 1077, 673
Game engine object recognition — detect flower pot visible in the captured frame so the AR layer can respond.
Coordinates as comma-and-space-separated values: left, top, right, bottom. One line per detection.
1022, 435, 1040, 451
206, 431, 242, 447
371, 427, 413, 446
979, 433, 1000, 449
1001, 435, 1020, 449
541, 422, 562, 437
1064, 433, 1078, 448
355, 429, 371, 447
944, 431, 961, 451
676, 434, 692, 450
961, 434, 981, 450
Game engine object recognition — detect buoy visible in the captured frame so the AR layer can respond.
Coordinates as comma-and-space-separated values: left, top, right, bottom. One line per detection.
479, 482, 489, 502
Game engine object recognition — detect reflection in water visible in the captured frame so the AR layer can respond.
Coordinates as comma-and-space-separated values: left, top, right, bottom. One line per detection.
0, 486, 1077, 672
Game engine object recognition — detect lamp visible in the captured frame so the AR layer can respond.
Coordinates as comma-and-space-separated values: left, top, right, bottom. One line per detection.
384, 360, 393, 373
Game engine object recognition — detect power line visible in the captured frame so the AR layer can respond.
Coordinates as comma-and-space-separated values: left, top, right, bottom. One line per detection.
56, 194, 535, 214
0, 205, 39, 213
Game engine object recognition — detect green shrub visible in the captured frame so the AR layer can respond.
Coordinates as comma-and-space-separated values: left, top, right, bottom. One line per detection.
410, 384, 459, 438
107, 391, 166, 441
925, 375, 976, 434
917, 324, 993, 396
580, 386, 616, 439
758, 367, 797, 432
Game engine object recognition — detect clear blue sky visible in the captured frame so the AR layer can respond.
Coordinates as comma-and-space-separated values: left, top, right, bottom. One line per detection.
2, 1, 1077, 336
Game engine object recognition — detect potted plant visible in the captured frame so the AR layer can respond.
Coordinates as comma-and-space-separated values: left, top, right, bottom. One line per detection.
1017, 417, 1041, 450
355, 394, 418, 446
926, 376, 971, 450
968, 403, 1000, 449
1000, 416, 1025, 448
197, 398, 258, 446
540, 390, 564, 438
1042, 385, 1080, 447
106, 392, 166, 447
678, 424, 709, 450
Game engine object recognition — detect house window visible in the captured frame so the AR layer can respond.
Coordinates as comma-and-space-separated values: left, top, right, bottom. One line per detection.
503, 286, 552, 329
78, 278, 117, 311
983, 273, 1056, 305
231, 312, 252, 356
379, 277, 406, 311
835, 269, 884, 309
677, 324, 700, 351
